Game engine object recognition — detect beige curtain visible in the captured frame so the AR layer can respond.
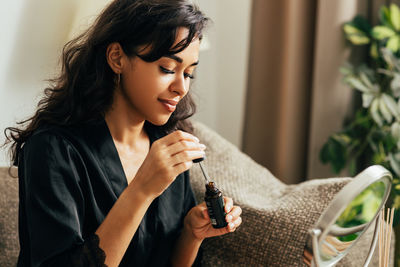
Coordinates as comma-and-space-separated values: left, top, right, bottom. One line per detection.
242, 0, 370, 184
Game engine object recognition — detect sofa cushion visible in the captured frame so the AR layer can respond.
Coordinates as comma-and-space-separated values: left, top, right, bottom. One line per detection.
190, 121, 389, 266
0, 167, 19, 267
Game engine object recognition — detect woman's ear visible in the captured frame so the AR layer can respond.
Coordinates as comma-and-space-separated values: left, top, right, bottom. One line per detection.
106, 42, 124, 74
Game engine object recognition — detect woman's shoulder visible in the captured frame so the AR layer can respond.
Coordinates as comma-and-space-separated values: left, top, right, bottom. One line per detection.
23, 122, 104, 162
27, 123, 82, 148
19, 125, 86, 181
27, 119, 105, 147
21, 119, 111, 167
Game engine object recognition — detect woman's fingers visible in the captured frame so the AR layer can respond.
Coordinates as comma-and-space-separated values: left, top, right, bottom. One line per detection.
171, 150, 206, 167
157, 130, 200, 147
226, 206, 242, 222
167, 140, 206, 157
227, 216, 242, 232
172, 161, 193, 175
135, 131, 205, 198
224, 197, 233, 213
220, 197, 242, 232
188, 200, 242, 239
144, 130, 206, 177
156, 130, 206, 168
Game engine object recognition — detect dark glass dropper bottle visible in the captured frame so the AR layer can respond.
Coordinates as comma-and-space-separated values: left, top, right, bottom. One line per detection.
193, 157, 228, 229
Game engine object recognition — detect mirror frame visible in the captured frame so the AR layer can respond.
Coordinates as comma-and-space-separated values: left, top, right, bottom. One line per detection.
307, 165, 392, 267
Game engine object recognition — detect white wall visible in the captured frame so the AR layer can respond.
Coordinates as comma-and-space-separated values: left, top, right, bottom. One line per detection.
0, 0, 79, 166
0, 0, 252, 166
193, 0, 252, 149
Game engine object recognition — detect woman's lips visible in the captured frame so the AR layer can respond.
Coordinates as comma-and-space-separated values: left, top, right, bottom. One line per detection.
158, 99, 178, 112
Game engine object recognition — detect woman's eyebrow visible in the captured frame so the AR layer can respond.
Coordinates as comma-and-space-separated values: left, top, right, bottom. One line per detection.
165, 55, 199, 66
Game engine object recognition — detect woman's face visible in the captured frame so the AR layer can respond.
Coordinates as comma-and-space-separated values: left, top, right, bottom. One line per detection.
118, 27, 200, 125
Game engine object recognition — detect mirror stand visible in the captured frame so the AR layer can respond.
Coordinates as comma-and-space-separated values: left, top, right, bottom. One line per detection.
362, 215, 381, 267
307, 165, 392, 266
309, 228, 322, 267
310, 214, 381, 267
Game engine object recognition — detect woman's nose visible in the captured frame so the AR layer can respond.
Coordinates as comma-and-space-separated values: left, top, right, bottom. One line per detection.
169, 74, 188, 96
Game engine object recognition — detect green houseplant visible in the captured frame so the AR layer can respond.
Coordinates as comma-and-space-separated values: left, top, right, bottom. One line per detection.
320, 4, 400, 265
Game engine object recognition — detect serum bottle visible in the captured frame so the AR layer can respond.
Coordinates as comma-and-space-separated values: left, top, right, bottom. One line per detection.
193, 157, 228, 229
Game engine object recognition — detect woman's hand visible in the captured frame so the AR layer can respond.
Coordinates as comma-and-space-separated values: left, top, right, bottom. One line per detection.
184, 197, 242, 241
133, 130, 205, 198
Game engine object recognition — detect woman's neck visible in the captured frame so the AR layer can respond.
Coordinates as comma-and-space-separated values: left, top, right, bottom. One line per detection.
104, 92, 147, 149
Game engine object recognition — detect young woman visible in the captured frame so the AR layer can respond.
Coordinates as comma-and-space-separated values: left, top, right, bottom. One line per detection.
5, 0, 242, 266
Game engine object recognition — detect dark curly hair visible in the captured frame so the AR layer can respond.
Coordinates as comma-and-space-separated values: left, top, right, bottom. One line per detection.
4, 0, 209, 166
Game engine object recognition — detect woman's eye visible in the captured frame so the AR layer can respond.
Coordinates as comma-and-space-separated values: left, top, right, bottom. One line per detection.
184, 73, 195, 79
160, 66, 174, 74
160, 66, 194, 79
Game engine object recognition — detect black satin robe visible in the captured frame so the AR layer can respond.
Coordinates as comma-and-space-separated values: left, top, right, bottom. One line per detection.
17, 119, 200, 266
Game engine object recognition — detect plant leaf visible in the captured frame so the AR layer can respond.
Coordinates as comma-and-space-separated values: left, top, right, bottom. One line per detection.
372, 26, 396, 40
392, 121, 400, 139
397, 99, 400, 114
382, 93, 400, 118
381, 47, 396, 67
371, 98, 383, 126
386, 35, 400, 52
320, 137, 347, 173
362, 93, 374, 108
394, 196, 400, 212
360, 71, 374, 89
379, 97, 393, 123
370, 41, 379, 59
320, 142, 330, 164
380, 6, 392, 28
391, 3, 400, 31
392, 74, 400, 97
345, 77, 371, 93
349, 158, 357, 176
332, 133, 351, 146
390, 153, 400, 177
352, 15, 372, 33
343, 24, 370, 45
339, 63, 354, 76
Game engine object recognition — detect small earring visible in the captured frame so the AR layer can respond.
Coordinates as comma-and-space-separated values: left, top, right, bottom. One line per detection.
115, 73, 121, 88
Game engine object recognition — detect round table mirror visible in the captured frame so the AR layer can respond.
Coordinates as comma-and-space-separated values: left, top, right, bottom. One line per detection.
305, 165, 392, 267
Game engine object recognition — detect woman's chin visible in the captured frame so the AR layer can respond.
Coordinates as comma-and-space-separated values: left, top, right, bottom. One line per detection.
148, 115, 171, 126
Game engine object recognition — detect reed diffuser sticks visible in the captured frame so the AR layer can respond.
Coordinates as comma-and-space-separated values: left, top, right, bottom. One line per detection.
379, 208, 395, 267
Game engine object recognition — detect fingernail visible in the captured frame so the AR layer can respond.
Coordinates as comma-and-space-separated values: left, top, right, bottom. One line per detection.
226, 205, 231, 212
226, 215, 233, 221
200, 144, 206, 149
229, 222, 235, 229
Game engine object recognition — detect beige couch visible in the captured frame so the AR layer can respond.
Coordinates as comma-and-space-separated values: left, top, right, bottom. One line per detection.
0, 121, 391, 266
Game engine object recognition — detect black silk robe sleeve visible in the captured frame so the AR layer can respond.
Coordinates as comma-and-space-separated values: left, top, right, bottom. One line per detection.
19, 132, 106, 267
183, 171, 198, 216
183, 171, 203, 267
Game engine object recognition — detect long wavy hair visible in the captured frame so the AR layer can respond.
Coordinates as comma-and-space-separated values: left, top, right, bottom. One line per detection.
4, 0, 209, 166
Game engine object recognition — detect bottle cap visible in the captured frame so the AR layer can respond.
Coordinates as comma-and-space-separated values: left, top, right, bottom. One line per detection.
192, 156, 206, 163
